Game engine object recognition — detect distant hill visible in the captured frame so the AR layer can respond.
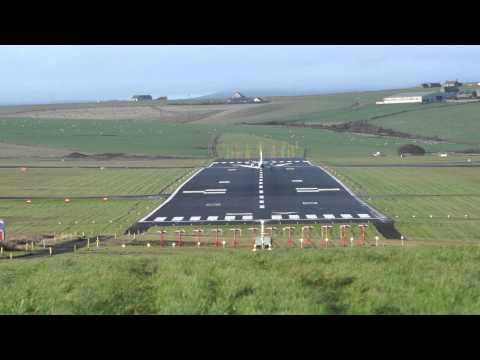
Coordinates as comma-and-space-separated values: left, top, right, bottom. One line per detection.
190, 89, 333, 100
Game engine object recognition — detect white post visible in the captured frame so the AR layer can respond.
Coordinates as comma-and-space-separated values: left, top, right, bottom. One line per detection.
401, 235, 404, 247
375, 236, 379, 247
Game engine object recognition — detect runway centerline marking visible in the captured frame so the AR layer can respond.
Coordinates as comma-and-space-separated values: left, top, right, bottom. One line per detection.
218, 180, 230, 184
291, 179, 303, 183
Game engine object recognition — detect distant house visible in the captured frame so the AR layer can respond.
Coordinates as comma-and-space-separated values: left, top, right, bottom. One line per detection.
443, 80, 462, 87
440, 86, 460, 97
131, 95, 153, 101
227, 91, 254, 104
421, 82, 441, 88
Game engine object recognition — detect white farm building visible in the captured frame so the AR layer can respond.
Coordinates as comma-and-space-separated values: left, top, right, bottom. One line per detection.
376, 91, 446, 105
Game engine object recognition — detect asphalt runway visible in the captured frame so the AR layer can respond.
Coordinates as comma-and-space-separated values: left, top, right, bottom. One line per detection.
137, 158, 387, 229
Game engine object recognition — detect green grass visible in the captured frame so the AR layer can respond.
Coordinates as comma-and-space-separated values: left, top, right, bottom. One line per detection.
0, 198, 159, 236
2, 246, 480, 314
0, 167, 189, 197
334, 166, 480, 241
368, 101, 480, 145
0, 118, 218, 157
222, 125, 469, 161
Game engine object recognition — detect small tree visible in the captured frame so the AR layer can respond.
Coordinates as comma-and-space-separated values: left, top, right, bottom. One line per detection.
398, 144, 426, 156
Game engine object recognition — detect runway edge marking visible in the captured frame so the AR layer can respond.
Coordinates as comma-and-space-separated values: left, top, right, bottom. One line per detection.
139, 167, 206, 223
312, 161, 388, 222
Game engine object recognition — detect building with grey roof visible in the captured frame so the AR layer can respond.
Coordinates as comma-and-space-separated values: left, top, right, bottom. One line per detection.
376, 91, 446, 105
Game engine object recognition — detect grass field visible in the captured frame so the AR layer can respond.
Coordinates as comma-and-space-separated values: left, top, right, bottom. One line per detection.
0, 167, 188, 197
0, 198, 158, 236
0, 118, 218, 157
333, 166, 480, 241
2, 246, 480, 314
368, 101, 480, 145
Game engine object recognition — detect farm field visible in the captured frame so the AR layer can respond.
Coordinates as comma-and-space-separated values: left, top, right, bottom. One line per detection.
368, 101, 480, 145
2, 245, 480, 314
0, 118, 219, 158
0, 87, 421, 125
0, 167, 190, 197
333, 166, 480, 241
221, 125, 470, 161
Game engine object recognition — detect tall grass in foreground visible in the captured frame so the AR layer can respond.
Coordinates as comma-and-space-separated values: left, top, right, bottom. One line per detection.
1, 246, 480, 314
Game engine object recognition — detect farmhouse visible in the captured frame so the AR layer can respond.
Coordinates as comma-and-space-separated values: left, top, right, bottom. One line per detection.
227, 91, 254, 104
443, 80, 462, 87
376, 91, 446, 105
421, 82, 441, 88
131, 95, 153, 101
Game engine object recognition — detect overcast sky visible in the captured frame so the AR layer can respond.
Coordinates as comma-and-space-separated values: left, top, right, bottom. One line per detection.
0, 45, 479, 104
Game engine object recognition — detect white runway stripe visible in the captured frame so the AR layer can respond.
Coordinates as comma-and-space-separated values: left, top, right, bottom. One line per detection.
289, 214, 300, 220
305, 214, 318, 219
341, 214, 353, 219
189, 216, 201, 221
271, 215, 283, 220
224, 215, 236, 221
154, 217, 166, 222
242, 215, 253, 220
259, 205, 265, 209
323, 214, 335, 219
207, 216, 219, 221
172, 216, 184, 222
358, 213, 371, 218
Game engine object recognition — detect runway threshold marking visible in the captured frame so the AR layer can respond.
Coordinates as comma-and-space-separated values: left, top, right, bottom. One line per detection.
358, 214, 372, 218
